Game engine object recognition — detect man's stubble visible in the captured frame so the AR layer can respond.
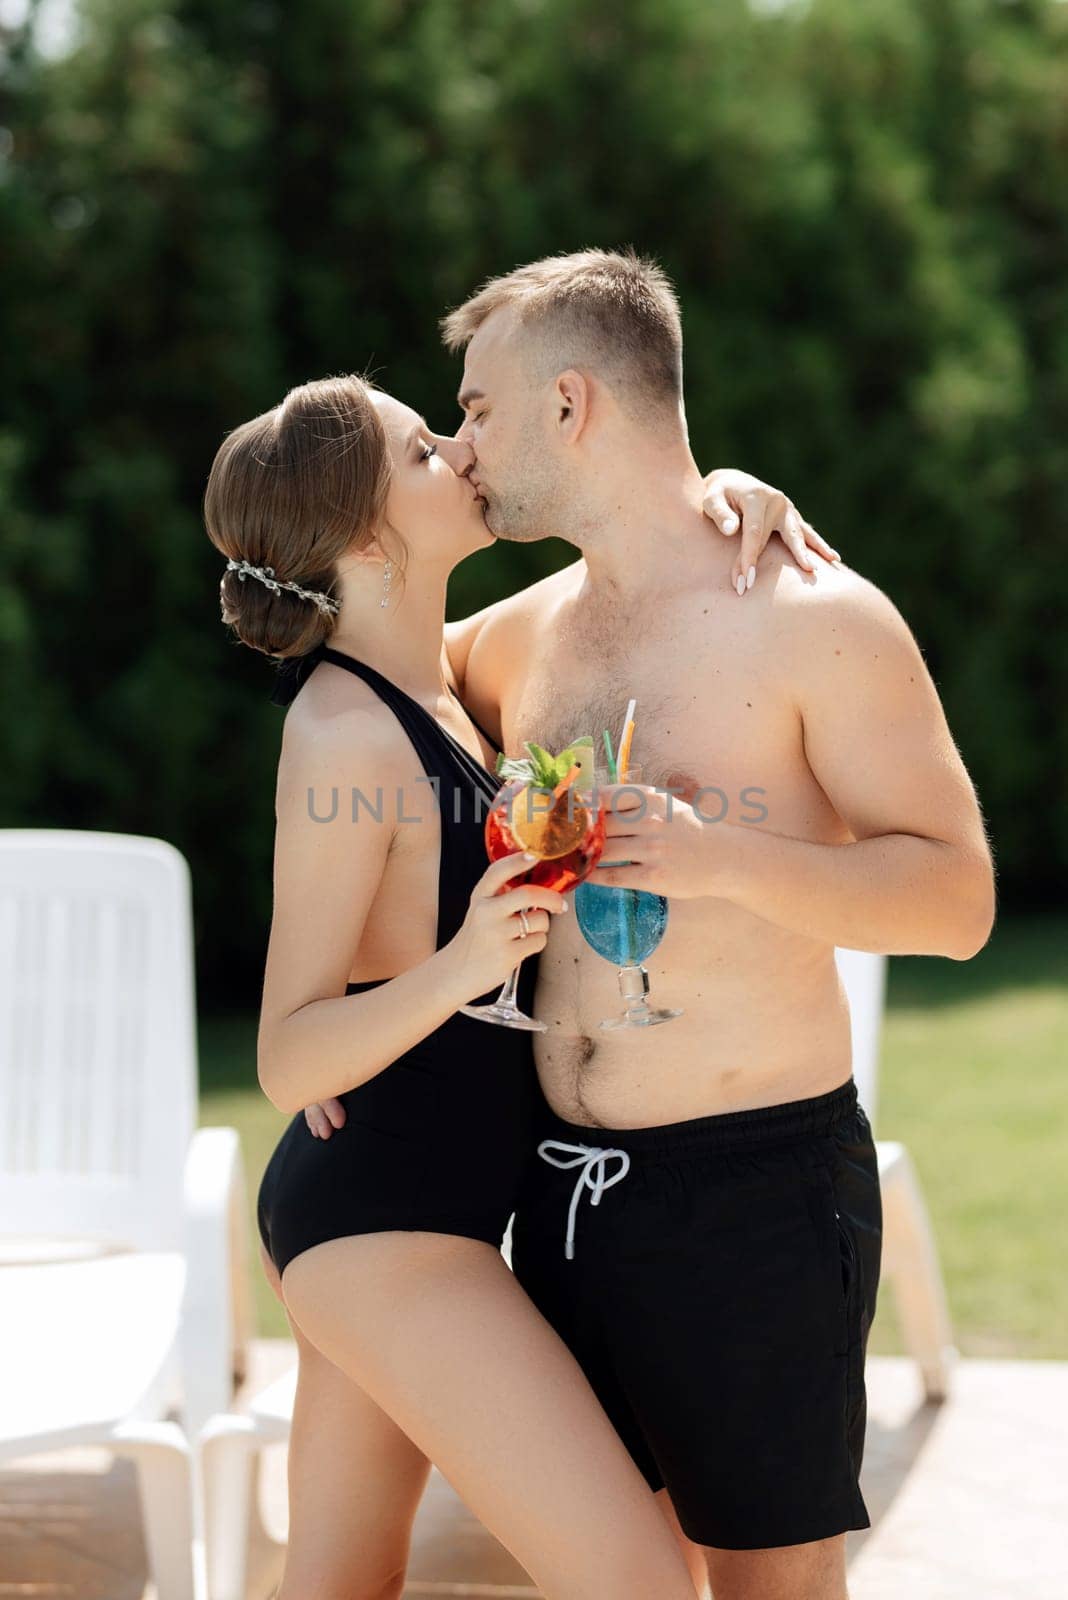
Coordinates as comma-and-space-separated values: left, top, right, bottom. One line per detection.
482, 412, 594, 547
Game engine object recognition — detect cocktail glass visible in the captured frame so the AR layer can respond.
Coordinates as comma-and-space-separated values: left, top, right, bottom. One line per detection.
575, 764, 684, 1029
460, 775, 606, 1031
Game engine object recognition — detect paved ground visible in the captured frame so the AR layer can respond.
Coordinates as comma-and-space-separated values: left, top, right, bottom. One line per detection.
2, 1345, 1065, 1599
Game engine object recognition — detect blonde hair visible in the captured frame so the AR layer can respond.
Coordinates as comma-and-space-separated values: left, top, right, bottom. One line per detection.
441, 248, 683, 413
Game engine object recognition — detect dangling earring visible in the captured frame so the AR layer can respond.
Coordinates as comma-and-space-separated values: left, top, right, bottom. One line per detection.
380, 558, 394, 610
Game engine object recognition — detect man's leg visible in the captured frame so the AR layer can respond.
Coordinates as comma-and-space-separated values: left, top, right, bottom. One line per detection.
598, 1088, 879, 1568
701, 1534, 847, 1600
657, 1487, 847, 1600
514, 1086, 878, 1593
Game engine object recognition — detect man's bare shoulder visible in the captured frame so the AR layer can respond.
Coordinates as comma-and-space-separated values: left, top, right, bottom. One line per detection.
753, 551, 933, 724
764, 551, 919, 657
483, 557, 585, 632
468, 559, 586, 680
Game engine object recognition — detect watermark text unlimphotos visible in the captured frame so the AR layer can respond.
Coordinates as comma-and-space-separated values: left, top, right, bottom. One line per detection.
305, 780, 769, 827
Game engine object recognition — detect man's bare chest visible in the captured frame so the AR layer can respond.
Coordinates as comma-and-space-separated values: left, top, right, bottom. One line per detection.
501, 627, 800, 811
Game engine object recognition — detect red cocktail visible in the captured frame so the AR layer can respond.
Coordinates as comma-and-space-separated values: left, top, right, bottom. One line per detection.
485, 781, 606, 894
461, 742, 605, 1031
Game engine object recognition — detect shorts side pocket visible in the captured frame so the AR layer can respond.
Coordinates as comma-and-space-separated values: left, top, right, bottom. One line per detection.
805, 1167, 854, 1357
832, 1178, 871, 1479
836, 1208, 862, 1324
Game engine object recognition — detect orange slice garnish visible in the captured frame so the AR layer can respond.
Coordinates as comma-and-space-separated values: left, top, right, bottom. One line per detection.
511, 785, 589, 859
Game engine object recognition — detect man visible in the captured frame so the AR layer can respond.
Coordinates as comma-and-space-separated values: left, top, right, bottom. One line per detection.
442, 250, 994, 1600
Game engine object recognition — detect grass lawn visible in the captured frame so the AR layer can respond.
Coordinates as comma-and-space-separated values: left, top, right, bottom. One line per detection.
198, 913, 1067, 1352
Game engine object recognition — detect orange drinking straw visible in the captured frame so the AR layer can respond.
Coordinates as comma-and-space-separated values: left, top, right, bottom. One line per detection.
553, 764, 581, 800
617, 698, 637, 778
617, 720, 636, 778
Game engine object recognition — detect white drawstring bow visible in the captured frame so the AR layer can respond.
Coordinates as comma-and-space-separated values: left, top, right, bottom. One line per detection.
536, 1140, 632, 1259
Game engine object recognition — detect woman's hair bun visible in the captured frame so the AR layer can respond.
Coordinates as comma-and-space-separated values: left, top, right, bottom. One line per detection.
218, 567, 336, 659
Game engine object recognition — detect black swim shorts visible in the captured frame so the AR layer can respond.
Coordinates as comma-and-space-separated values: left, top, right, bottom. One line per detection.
510, 1077, 882, 1551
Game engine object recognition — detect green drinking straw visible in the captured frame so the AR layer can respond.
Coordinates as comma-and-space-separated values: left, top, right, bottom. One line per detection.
602, 729, 618, 781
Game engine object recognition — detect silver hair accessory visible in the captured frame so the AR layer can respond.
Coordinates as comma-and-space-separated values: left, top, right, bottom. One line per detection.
380, 558, 394, 610
225, 558, 339, 617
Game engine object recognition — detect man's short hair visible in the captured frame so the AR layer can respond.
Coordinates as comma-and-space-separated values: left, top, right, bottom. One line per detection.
441, 248, 683, 414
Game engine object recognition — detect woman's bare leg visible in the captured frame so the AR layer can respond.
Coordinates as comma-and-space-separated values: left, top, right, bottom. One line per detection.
281, 1230, 700, 1600
260, 1242, 431, 1600
656, 1489, 712, 1599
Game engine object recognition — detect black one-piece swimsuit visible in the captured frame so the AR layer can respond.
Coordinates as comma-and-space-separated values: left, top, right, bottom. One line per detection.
257, 643, 540, 1277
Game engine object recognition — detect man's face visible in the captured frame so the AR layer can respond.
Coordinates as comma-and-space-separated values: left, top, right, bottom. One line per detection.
454, 308, 565, 544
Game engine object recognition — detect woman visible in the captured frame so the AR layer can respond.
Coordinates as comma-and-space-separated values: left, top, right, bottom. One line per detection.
204, 374, 830, 1600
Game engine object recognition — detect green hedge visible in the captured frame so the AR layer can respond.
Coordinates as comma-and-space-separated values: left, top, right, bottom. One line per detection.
2, 0, 1065, 1005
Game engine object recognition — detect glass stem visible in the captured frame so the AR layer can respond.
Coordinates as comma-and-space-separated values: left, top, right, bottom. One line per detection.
497, 963, 522, 1010
619, 962, 650, 1021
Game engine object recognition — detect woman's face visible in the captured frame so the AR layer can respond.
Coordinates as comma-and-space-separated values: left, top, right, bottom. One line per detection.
373, 391, 492, 565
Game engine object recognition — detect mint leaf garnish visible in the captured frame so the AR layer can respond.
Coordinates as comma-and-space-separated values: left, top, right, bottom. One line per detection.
496, 735, 595, 791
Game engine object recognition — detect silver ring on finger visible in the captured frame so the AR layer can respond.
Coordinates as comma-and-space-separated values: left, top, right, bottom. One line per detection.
518, 910, 531, 937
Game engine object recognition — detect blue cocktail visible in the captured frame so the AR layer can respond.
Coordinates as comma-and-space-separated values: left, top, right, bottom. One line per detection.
575, 880, 684, 1030
575, 758, 684, 1030
575, 880, 667, 965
